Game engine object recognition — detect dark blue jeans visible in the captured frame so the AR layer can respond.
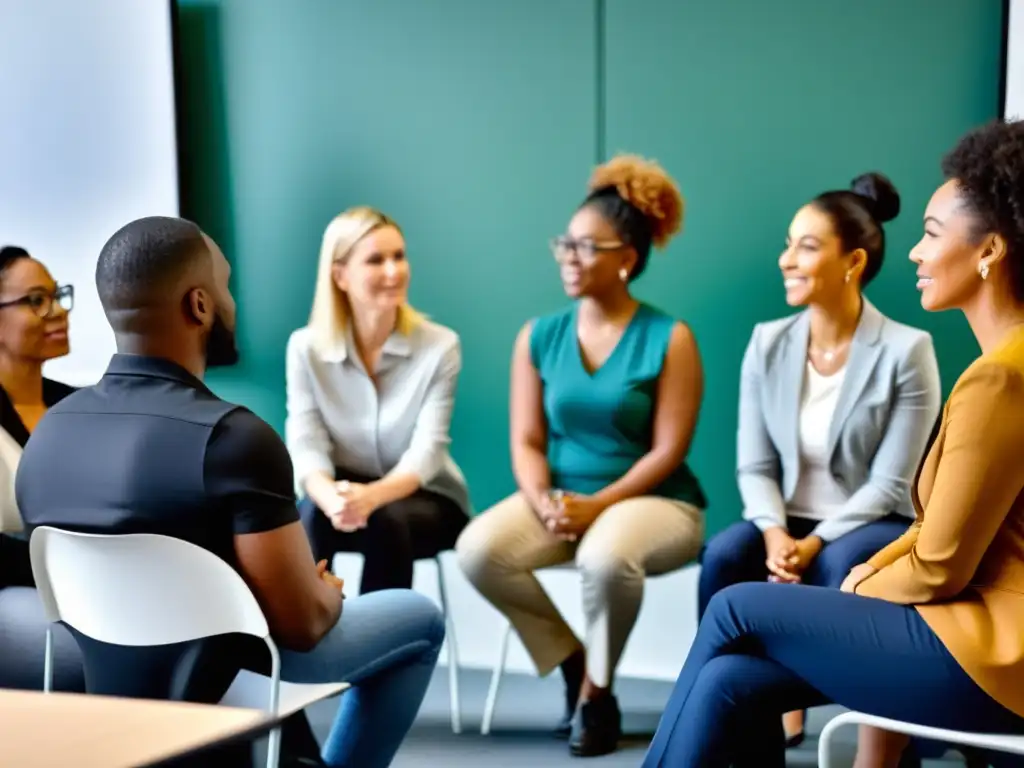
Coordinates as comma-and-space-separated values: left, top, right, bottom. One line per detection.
643, 582, 1024, 768
697, 515, 908, 618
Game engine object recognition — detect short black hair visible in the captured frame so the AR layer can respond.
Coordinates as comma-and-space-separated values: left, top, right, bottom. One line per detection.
811, 172, 901, 288
941, 119, 1024, 302
95, 216, 209, 331
0, 245, 31, 277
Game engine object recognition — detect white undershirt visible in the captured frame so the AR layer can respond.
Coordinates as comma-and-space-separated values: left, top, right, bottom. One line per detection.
787, 362, 851, 521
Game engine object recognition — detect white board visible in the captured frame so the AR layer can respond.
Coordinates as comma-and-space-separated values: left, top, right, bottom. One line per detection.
0, 0, 180, 386
1007, 0, 1024, 119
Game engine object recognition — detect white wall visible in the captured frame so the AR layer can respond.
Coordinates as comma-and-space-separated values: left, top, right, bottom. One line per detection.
0, 0, 180, 386
333, 552, 699, 681
1007, 0, 1024, 119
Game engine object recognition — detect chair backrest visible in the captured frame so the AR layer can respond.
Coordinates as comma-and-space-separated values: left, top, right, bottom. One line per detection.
29, 527, 270, 647
0, 426, 24, 534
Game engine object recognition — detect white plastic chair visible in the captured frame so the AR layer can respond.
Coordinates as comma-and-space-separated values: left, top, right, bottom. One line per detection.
29, 527, 348, 768
480, 612, 516, 735
433, 553, 463, 735
818, 711, 1024, 768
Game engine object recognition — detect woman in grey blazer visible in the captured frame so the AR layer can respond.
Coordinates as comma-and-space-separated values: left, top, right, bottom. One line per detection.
697, 172, 941, 747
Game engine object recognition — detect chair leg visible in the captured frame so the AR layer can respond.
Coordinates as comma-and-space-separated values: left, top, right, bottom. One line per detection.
817, 713, 849, 768
480, 622, 512, 736
266, 726, 282, 768
435, 556, 461, 734
43, 625, 54, 693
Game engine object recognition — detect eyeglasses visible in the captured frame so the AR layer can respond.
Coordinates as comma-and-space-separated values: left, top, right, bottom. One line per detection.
549, 236, 626, 263
0, 284, 74, 318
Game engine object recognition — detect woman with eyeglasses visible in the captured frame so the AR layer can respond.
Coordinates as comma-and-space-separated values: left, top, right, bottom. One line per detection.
0, 245, 83, 692
457, 154, 706, 758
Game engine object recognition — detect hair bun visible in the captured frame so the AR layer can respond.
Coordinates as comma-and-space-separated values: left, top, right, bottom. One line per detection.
588, 154, 684, 248
850, 172, 900, 223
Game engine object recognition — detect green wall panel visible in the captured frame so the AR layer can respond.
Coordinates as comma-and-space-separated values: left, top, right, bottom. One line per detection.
176, 0, 1003, 523
604, 0, 1004, 531
177, 0, 599, 510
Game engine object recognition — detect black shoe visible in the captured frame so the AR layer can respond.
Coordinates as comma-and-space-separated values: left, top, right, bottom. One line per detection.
556, 649, 585, 739
569, 695, 621, 757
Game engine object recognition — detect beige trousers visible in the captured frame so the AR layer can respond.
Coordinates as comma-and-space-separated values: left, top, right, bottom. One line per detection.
455, 492, 704, 687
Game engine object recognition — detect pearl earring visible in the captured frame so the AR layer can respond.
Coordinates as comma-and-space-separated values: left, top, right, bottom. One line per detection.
980, 262, 990, 280
619, 267, 629, 282
844, 271, 853, 284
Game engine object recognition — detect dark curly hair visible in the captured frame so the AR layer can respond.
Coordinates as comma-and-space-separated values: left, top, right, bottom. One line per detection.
810, 172, 900, 288
941, 119, 1024, 302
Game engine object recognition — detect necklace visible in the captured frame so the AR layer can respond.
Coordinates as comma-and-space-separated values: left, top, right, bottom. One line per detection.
810, 341, 849, 364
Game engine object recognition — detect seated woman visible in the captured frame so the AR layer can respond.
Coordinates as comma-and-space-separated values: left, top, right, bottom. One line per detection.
286, 206, 470, 595
0, 245, 83, 692
698, 172, 942, 745
641, 119, 1024, 768
457, 155, 706, 758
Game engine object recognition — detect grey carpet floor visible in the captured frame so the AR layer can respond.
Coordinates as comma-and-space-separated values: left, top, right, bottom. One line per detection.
299, 668, 968, 767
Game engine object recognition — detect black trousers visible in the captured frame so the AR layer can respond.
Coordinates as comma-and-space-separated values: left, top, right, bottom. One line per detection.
0, 534, 35, 588
298, 469, 467, 594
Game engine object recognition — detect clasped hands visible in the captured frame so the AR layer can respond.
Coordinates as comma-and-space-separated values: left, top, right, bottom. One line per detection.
536, 490, 604, 541
764, 527, 878, 592
764, 528, 822, 583
322, 480, 381, 532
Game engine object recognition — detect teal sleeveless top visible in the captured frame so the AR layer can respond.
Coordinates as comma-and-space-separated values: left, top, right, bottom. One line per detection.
529, 302, 707, 509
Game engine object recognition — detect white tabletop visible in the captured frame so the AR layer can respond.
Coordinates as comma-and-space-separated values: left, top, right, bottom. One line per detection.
0, 689, 273, 767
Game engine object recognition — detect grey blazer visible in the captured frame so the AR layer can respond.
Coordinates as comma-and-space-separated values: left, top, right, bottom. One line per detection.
738, 300, 941, 541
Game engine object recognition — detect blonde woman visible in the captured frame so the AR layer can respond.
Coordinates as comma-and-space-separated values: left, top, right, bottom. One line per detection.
286, 207, 470, 594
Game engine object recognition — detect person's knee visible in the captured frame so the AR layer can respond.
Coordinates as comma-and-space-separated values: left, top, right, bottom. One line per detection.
575, 542, 641, 587
694, 654, 749, 694
364, 504, 408, 537
701, 522, 761, 571
810, 552, 849, 588
704, 581, 770, 621
390, 590, 446, 651
454, 517, 504, 584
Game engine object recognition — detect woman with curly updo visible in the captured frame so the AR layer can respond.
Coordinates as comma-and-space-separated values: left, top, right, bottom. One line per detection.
642, 119, 1024, 768
457, 154, 706, 757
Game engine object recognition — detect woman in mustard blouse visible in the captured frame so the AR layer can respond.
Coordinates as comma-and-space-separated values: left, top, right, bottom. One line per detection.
642, 119, 1024, 768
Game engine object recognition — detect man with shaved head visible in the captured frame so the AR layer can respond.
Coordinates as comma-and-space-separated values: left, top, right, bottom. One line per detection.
16, 217, 445, 768
94, 215, 239, 367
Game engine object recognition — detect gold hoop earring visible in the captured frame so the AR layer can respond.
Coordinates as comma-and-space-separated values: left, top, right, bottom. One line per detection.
619, 267, 629, 282
979, 262, 990, 280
